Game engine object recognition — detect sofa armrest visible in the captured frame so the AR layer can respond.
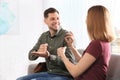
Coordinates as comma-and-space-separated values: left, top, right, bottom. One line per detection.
28, 64, 37, 74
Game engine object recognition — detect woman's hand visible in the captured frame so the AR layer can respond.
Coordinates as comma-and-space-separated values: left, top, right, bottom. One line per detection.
57, 47, 67, 59
65, 32, 74, 47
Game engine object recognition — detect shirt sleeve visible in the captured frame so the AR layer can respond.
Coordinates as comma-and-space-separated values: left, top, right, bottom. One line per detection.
28, 33, 46, 60
85, 40, 102, 59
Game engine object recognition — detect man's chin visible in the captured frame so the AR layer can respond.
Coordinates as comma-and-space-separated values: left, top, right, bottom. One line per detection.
53, 27, 60, 30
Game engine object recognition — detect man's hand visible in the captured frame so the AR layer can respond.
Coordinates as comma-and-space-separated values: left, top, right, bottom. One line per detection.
38, 43, 48, 52
32, 43, 50, 58
65, 32, 74, 47
32, 51, 50, 58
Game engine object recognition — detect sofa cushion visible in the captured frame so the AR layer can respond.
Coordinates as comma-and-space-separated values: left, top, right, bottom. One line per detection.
106, 54, 120, 80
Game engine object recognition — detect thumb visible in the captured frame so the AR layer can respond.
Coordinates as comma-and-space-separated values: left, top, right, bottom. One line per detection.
63, 46, 67, 50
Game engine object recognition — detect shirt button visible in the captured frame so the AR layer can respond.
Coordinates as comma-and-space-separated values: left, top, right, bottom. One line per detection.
49, 46, 51, 48
51, 39, 52, 40
49, 69, 52, 71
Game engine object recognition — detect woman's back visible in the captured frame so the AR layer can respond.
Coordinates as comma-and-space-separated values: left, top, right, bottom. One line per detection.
77, 40, 111, 80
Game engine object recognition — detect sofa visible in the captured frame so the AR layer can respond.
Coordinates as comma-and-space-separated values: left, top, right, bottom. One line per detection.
106, 54, 120, 80
28, 49, 120, 80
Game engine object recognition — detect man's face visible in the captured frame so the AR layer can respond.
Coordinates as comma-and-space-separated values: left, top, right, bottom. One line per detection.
44, 12, 60, 31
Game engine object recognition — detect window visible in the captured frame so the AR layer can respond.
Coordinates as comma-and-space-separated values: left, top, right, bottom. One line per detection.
43, 0, 120, 54
111, 1, 120, 53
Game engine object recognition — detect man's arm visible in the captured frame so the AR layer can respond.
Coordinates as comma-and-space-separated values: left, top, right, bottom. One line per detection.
28, 34, 44, 60
29, 50, 39, 60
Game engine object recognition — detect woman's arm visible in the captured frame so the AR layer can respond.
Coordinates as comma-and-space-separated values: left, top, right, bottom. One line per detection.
65, 32, 81, 61
57, 47, 96, 78
69, 46, 81, 61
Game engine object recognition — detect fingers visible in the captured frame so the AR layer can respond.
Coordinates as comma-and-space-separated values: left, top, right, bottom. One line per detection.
32, 51, 50, 58
40, 43, 48, 48
46, 51, 50, 57
65, 32, 74, 42
63, 46, 67, 50
65, 36, 72, 42
58, 46, 67, 51
66, 31, 73, 36
57, 46, 67, 57
38, 43, 48, 52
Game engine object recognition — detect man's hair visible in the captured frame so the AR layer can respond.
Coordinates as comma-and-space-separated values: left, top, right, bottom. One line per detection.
44, 7, 59, 18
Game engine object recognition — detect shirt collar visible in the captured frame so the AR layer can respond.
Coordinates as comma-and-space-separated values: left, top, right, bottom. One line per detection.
48, 26, 62, 38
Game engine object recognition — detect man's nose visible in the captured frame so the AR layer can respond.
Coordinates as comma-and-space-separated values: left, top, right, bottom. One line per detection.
54, 19, 59, 23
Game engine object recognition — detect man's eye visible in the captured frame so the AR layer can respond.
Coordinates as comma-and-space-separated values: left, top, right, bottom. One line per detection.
50, 18, 55, 20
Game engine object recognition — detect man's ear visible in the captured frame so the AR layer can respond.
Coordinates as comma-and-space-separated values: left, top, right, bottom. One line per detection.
44, 19, 47, 24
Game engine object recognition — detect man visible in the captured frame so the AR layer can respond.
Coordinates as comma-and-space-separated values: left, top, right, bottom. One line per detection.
17, 7, 76, 80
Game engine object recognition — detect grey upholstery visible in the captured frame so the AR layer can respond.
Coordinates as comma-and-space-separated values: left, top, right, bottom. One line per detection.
106, 54, 120, 80
28, 64, 37, 74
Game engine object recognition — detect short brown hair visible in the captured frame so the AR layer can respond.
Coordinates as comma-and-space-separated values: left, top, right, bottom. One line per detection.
44, 7, 59, 18
86, 5, 115, 42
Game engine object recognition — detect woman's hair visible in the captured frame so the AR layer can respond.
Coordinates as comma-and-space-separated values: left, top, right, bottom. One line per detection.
86, 5, 116, 42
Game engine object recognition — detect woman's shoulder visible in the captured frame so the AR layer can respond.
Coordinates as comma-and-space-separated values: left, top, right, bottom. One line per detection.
90, 40, 101, 45
90, 40, 110, 49
91, 39, 108, 44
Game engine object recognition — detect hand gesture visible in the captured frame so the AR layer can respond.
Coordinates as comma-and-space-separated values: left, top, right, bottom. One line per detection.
32, 43, 50, 58
65, 32, 74, 47
57, 47, 67, 59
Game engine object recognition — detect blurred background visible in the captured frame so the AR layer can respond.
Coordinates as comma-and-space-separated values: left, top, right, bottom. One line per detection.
0, 0, 120, 80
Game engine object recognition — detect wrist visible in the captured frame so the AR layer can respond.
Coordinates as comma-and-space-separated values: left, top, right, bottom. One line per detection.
68, 45, 74, 49
61, 56, 68, 62
48, 55, 57, 60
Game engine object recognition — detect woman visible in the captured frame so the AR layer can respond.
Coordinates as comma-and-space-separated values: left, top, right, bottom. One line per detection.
57, 5, 115, 80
